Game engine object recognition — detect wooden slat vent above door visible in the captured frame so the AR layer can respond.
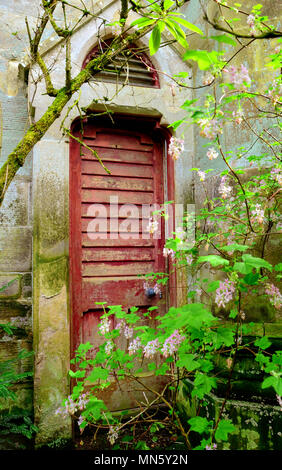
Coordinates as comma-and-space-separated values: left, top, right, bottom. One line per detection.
83, 43, 159, 88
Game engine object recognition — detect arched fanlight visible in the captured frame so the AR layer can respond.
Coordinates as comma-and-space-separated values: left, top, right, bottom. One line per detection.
82, 39, 160, 88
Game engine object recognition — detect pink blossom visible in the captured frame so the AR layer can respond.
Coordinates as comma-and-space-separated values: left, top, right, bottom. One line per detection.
198, 170, 206, 182
168, 137, 184, 160
206, 444, 217, 450
124, 325, 134, 339
186, 254, 193, 265
251, 204, 265, 225
163, 247, 175, 258
265, 284, 282, 309
224, 64, 251, 88
203, 73, 214, 86
128, 337, 142, 355
77, 415, 87, 432
218, 176, 232, 199
246, 14, 258, 35
144, 338, 160, 358
108, 425, 119, 445
215, 279, 236, 308
99, 317, 110, 335
105, 341, 114, 355
232, 108, 244, 124
207, 147, 219, 160
147, 217, 158, 234
199, 118, 222, 139
271, 168, 282, 186
161, 330, 185, 357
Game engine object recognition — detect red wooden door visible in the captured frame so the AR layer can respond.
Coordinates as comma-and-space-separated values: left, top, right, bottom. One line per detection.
70, 118, 170, 408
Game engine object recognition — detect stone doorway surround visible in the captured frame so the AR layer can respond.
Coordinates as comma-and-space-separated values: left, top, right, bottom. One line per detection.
29, 0, 194, 446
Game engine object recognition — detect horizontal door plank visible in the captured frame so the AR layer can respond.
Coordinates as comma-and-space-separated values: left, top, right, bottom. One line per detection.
81, 147, 153, 164
81, 233, 155, 247
82, 189, 154, 204
81, 161, 153, 178
82, 261, 155, 276
81, 218, 153, 233
82, 175, 154, 191
82, 247, 154, 262
81, 277, 160, 309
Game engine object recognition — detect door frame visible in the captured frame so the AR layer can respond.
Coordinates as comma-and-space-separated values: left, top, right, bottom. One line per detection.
69, 113, 176, 358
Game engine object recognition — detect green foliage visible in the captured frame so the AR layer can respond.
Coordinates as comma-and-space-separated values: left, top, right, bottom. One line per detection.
0, 324, 37, 443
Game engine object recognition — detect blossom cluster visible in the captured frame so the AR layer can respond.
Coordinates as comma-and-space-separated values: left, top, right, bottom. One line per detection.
232, 108, 244, 125
267, 78, 282, 106
56, 393, 89, 417
218, 176, 232, 199
206, 147, 219, 160
203, 73, 214, 86
99, 317, 110, 335
161, 330, 185, 357
108, 425, 119, 445
143, 338, 160, 359
198, 170, 206, 182
246, 14, 258, 36
128, 336, 142, 355
105, 340, 114, 355
250, 204, 265, 225
168, 137, 185, 160
199, 118, 223, 139
163, 247, 175, 258
147, 216, 158, 235
77, 415, 87, 432
215, 279, 236, 308
265, 284, 282, 310
186, 254, 193, 265
224, 64, 251, 88
271, 168, 282, 186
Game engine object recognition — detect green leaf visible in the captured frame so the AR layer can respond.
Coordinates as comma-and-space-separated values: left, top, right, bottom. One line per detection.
169, 118, 186, 129
170, 16, 204, 35
206, 280, 220, 292
275, 263, 282, 272
242, 254, 272, 271
188, 416, 211, 434
192, 373, 216, 399
149, 24, 161, 56
165, 19, 188, 48
262, 376, 282, 396
254, 336, 272, 350
215, 419, 236, 441
163, 0, 175, 10
221, 244, 250, 253
183, 50, 223, 70
229, 309, 238, 319
197, 255, 229, 267
233, 262, 253, 275
69, 369, 86, 378
242, 272, 260, 286
176, 353, 200, 371
210, 34, 237, 46
87, 367, 109, 382
211, 327, 235, 349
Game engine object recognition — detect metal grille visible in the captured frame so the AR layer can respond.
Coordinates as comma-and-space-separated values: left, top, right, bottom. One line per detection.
83, 45, 159, 88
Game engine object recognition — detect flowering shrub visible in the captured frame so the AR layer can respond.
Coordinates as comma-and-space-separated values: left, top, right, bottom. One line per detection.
58, 1, 281, 451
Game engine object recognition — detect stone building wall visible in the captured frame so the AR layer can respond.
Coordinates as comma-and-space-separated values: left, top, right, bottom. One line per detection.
0, 1, 35, 447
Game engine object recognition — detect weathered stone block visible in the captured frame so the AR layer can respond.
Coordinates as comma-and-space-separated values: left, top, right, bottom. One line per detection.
0, 178, 30, 226
0, 227, 32, 272
0, 274, 21, 298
